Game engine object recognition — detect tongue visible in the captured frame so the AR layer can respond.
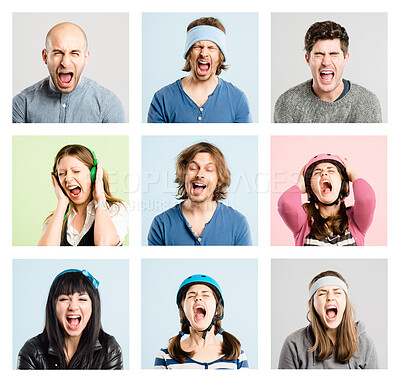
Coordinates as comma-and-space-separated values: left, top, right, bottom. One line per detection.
195, 312, 205, 320
327, 310, 336, 319
59, 73, 72, 83
71, 187, 80, 195
193, 186, 205, 195
198, 63, 209, 72
321, 73, 334, 81
68, 318, 80, 327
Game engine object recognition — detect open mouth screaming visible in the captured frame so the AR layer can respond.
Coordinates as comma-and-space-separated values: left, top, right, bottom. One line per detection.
66, 314, 81, 329
320, 70, 334, 84
325, 306, 338, 321
194, 305, 206, 321
68, 185, 82, 198
320, 178, 332, 194
58, 72, 74, 87
197, 60, 211, 76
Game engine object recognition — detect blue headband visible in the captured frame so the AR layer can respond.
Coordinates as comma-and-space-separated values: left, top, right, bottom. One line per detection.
309, 276, 348, 299
53, 269, 100, 289
184, 25, 227, 61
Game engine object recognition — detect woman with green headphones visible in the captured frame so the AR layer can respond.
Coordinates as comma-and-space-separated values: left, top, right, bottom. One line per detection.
38, 144, 128, 246
154, 274, 248, 369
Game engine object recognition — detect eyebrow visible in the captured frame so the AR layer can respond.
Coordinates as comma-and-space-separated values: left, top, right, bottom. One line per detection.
51, 48, 82, 54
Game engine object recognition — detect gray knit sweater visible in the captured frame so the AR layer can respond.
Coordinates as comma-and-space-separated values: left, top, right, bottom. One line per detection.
274, 79, 382, 123
278, 322, 378, 369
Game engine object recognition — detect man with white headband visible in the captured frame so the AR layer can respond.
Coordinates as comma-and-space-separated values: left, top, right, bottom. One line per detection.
147, 17, 252, 123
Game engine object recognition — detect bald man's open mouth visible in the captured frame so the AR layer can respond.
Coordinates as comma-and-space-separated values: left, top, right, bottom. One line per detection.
58, 72, 73, 87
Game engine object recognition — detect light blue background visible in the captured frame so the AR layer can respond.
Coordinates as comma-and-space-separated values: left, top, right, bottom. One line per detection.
13, 259, 129, 369
141, 259, 258, 369
142, 13, 258, 122
141, 135, 258, 245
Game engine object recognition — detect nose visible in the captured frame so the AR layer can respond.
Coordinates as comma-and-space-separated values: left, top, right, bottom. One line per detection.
195, 295, 202, 301
322, 54, 332, 66
65, 171, 74, 184
61, 54, 71, 67
199, 47, 209, 57
68, 298, 79, 310
326, 290, 335, 300
196, 167, 205, 178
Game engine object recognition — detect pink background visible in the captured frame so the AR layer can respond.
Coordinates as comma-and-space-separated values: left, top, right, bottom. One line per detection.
271, 136, 387, 246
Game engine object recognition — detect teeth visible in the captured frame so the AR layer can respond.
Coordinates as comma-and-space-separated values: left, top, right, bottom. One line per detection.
67, 315, 80, 318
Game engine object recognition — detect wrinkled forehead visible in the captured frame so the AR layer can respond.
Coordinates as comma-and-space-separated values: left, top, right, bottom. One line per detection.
312, 162, 339, 172
311, 38, 343, 53
57, 155, 86, 170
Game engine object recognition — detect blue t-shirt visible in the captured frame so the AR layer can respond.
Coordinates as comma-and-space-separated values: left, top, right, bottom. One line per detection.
12, 76, 125, 123
148, 202, 252, 246
147, 78, 252, 123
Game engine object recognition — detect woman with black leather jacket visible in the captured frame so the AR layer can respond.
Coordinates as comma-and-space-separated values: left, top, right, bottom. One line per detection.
17, 269, 123, 369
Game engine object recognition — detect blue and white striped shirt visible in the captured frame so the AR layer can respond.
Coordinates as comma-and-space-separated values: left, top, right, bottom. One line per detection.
154, 348, 249, 369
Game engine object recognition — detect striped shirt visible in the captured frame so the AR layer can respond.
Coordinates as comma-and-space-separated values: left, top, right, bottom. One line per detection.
304, 230, 356, 246
154, 348, 249, 369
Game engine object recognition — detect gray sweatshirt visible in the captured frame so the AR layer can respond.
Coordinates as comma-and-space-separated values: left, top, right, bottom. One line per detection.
274, 79, 382, 123
278, 322, 378, 369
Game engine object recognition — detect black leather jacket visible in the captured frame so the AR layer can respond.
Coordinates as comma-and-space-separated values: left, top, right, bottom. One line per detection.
17, 333, 123, 369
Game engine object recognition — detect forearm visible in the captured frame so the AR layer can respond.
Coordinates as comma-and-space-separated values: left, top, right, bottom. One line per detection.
37, 203, 68, 246
93, 205, 120, 246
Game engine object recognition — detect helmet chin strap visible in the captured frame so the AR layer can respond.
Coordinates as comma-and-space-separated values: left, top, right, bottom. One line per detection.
315, 196, 341, 207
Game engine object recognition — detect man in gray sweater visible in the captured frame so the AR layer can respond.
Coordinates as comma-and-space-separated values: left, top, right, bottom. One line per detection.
274, 21, 382, 123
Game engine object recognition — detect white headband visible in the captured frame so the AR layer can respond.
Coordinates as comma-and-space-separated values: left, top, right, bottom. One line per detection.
309, 276, 348, 299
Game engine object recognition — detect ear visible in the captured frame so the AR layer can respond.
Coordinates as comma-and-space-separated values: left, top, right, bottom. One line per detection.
343, 52, 349, 66
42, 49, 48, 65
84, 50, 90, 65
305, 53, 311, 66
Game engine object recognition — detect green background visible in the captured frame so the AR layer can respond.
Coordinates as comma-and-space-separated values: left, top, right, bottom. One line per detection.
12, 136, 130, 246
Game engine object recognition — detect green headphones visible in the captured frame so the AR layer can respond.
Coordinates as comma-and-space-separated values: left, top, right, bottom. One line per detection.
88, 148, 98, 183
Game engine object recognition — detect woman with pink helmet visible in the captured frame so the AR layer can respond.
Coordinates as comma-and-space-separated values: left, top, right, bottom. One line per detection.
278, 154, 375, 246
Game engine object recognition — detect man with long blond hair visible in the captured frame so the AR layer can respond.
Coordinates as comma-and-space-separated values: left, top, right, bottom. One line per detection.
148, 142, 252, 245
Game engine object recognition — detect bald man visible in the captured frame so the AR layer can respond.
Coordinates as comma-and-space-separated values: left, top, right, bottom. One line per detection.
13, 22, 125, 123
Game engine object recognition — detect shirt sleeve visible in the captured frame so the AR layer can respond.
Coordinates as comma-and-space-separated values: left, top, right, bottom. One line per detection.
278, 335, 300, 369
277, 185, 307, 236
350, 178, 376, 236
102, 93, 125, 123
237, 350, 249, 369
235, 215, 252, 246
235, 92, 252, 123
351, 91, 382, 123
147, 91, 167, 123
12, 94, 27, 123
154, 349, 168, 369
110, 203, 129, 245
147, 215, 165, 246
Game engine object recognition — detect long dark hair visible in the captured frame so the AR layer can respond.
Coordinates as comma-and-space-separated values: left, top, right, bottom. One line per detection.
39, 271, 108, 369
168, 288, 241, 363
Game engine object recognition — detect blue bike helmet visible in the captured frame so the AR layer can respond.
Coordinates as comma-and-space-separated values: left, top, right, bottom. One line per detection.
176, 274, 224, 339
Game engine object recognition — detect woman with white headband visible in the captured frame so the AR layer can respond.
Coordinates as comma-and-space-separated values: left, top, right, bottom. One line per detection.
278, 153, 376, 246
278, 270, 378, 369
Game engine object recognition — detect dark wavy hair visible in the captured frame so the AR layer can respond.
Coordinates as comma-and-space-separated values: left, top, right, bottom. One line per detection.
182, 17, 228, 75
39, 271, 108, 369
175, 142, 231, 201
305, 21, 349, 57
168, 287, 241, 363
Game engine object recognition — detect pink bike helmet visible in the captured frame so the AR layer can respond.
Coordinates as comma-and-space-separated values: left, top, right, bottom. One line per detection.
303, 153, 349, 206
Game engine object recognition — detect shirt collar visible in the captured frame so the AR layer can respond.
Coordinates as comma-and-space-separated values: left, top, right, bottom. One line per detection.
48, 75, 87, 95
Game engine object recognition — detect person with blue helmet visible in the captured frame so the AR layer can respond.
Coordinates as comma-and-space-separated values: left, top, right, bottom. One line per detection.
278, 154, 376, 246
154, 274, 248, 369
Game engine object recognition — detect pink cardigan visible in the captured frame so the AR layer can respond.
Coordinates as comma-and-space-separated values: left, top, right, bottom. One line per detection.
277, 179, 376, 246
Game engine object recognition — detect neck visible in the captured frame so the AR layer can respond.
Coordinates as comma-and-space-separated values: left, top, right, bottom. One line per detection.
187, 327, 219, 348
73, 199, 91, 216
64, 335, 81, 364
182, 199, 217, 215
313, 79, 344, 102
318, 202, 341, 218
182, 73, 219, 91
326, 328, 337, 345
